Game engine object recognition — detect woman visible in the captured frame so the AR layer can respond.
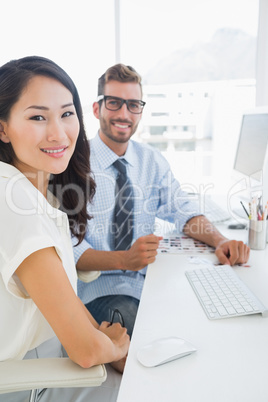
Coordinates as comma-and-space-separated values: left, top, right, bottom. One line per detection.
0, 56, 129, 401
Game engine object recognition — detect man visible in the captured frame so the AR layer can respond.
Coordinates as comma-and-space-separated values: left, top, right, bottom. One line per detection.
73, 64, 250, 337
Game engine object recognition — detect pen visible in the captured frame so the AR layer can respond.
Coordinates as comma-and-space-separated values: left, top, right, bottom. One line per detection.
250, 199, 257, 221
263, 203, 268, 220
249, 197, 268, 220
240, 201, 249, 218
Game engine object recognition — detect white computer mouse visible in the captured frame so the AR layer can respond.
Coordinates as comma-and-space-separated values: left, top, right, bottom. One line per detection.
137, 336, 197, 368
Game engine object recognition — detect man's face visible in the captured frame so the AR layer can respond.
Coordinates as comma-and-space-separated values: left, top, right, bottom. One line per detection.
93, 80, 143, 154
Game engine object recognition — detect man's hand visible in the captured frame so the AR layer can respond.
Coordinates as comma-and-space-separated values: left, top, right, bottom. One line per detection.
123, 234, 162, 271
184, 215, 250, 267
215, 239, 250, 266
76, 234, 162, 272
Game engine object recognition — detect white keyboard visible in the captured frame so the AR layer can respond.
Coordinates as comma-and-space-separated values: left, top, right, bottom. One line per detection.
203, 197, 230, 223
188, 193, 230, 223
185, 265, 268, 320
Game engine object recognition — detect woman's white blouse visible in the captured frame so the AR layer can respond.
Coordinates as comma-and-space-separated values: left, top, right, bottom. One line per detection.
0, 162, 77, 361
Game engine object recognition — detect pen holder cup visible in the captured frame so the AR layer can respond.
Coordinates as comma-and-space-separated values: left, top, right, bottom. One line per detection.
248, 220, 267, 250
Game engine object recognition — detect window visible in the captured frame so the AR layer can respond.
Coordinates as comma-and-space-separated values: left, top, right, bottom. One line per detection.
1, 0, 260, 191
120, 0, 259, 190
147, 94, 166, 98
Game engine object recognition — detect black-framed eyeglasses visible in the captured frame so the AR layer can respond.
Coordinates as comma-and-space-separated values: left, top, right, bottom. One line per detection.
97, 95, 146, 114
110, 308, 125, 327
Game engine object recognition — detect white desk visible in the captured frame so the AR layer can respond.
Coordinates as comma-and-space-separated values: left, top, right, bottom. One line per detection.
117, 227, 268, 402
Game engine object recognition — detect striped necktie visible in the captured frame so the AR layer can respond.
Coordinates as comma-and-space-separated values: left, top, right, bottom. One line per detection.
113, 159, 134, 250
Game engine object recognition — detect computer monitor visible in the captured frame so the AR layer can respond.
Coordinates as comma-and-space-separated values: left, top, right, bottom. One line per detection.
231, 107, 268, 209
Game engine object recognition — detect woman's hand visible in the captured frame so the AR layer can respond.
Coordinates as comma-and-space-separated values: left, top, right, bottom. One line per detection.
99, 321, 130, 371
109, 356, 127, 373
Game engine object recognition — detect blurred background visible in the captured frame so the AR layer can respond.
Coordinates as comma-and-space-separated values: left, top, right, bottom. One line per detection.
1, 0, 263, 193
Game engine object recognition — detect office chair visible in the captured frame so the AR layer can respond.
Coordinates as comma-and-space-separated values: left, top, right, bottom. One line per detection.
77, 269, 101, 283
0, 356, 107, 402
0, 270, 104, 402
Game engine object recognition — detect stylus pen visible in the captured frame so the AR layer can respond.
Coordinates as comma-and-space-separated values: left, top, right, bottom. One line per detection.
240, 201, 249, 218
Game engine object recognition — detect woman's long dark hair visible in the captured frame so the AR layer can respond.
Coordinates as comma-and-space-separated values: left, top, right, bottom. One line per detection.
0, 56, 95, 244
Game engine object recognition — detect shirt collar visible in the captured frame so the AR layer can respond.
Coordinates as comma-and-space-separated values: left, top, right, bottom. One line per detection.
46, 190, 60, 209
0, 161, 23, 179
0, 162, 60, 209
92, 132, 135, 169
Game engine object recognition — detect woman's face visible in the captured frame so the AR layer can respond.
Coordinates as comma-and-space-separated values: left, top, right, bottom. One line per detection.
0, 75, 79, 187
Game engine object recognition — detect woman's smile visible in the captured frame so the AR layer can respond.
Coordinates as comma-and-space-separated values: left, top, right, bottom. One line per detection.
40, 145, 68, 157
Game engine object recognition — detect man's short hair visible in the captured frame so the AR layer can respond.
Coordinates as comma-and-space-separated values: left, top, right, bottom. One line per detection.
98, 64, 142, 96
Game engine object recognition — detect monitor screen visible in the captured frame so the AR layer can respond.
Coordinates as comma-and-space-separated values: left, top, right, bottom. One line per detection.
234, 112, 268, 182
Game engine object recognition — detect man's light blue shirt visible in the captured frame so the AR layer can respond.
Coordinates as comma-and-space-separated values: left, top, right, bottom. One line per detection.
73, 133, 199, 304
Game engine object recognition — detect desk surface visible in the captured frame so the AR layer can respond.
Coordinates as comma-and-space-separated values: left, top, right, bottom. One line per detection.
117, 227, 268, 402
